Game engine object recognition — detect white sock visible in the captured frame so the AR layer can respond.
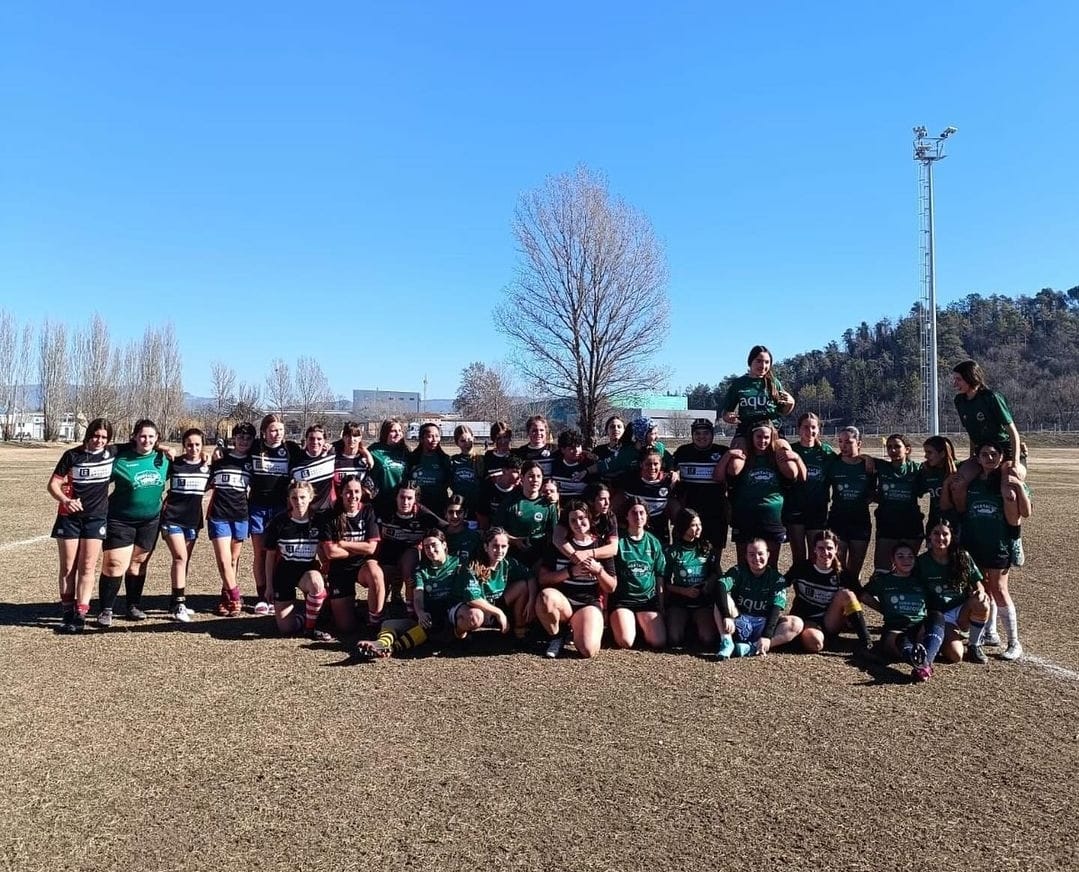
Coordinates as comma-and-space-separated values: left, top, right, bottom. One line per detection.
987, 600, 999, 637
968, 619, 985, 647
1001, 604, 1019, 645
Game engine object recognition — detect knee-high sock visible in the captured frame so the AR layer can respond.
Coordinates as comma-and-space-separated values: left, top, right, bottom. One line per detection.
124, 572, 146, 607
98, 575, 122, 611
304, 591, 327, 631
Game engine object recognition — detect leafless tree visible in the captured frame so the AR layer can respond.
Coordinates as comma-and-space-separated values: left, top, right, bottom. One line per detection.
295, 355, 333, 432
156, 323, 184, 439
233, 382, 263, 424
0, 310, 34, 439
38, 319, 69, 441
495, 165, 670, 439
453, 361, 514, 422
71, 314, 119, 423
211, 361, 238, 437
265, 358, 293, 413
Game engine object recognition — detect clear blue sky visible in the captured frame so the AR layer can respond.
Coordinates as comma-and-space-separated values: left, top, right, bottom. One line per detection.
3, 2, 1076, 401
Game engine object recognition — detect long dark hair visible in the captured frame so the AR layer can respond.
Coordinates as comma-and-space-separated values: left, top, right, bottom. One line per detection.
748, 344, 781, 403
331, 475, 366, 540
83, 417, 113, 448
673, 507, 711, 557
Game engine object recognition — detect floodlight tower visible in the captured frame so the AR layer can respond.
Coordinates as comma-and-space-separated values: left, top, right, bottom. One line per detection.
913, 125, 957, 435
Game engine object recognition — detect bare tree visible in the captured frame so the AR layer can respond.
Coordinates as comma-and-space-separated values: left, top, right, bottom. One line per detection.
71, 314, 119, 422
233, 382, 262, 424
0, 310, 34, 439
38, 319, 69, 441
210, 361, 238, 437
295, 355, 333, 432
157, 323, 184, 439
265, 358, 293, 413
453, 361, 513, 422
495, 165, 670, 439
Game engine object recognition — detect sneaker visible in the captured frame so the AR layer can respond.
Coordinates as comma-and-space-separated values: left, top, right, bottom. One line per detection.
966, 644, 988, 664
96, 608, 114, 629
544, 635, 564, 659
913, 665, 933, 683
1001, 641, 1024, 661
252, 601, 272, 617
308, 628, 336, 643
126, 605, 147, 621
58, 612, 78, 635
1010, 538, 1025, 568
715, 636, 735, 661
982, 631, 1002, 647
733, 642, 753, 658
170, 604, 193, 623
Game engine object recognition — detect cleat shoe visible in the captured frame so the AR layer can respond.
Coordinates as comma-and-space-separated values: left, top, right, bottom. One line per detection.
1001, 642, 1024, 661
913, 665, 933, 682
252, 600, 272, 617
58, 612, 78, 635
715, 636, 735, 661
354, 639, 391, 661
170, 604, 193, 623
911, 643, 928, 668
733, 642, 753, 658
981, 631, 1001, 648
96, 609, 114, 629
966, 644, 988, 664
544, 635, 565, 659
216, 598, 243, 618
126, 605, 147, 621
308, 628, 336, 643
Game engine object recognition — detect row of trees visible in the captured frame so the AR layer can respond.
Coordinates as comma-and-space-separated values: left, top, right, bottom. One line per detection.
686, 286, 1079, 433
203, 356, 337, 437
0, 310, 183, 441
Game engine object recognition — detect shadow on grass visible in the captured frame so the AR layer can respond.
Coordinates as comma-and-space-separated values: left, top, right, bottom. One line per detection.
0, 593, 279, 641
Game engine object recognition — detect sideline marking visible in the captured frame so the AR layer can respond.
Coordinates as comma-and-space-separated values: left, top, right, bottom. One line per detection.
1023, 655, 1079, 683
0, 534, 49, 552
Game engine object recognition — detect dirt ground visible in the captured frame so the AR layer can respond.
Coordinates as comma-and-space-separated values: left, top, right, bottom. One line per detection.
2, 445, 1077, 871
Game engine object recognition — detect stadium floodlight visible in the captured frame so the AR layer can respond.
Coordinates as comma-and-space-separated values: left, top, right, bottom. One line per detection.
913, 124, 957, 435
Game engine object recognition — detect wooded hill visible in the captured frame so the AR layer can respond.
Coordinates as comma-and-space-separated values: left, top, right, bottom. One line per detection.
685, 286, 1079, 433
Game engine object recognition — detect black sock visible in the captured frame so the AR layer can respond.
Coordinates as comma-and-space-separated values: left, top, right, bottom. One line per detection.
124, 573, 146, 607
923, 616, 946, 666
170, 591, 186, 608
99, 575, 122, 611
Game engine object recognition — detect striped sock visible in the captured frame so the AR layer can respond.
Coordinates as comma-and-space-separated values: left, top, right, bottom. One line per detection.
304, 591, 326, 631
393, 625, 428, 653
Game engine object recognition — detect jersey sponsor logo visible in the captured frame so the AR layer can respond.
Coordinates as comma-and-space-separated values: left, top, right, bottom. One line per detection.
251, 455, 289, 475
749, 468, 776, 485
679, 463, 716, 482
739, 395, 770, 410
135, 470, 163, 487
76, 464, 113, 481
738, 595, 771, 613
281, 540, 319, 560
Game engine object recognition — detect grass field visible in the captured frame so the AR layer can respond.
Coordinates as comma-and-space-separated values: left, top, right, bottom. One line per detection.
2, 444, 1078, 871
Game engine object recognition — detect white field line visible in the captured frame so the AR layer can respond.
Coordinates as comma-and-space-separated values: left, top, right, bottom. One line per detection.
0, 534, 50, 552
1022, 655, 1079, 683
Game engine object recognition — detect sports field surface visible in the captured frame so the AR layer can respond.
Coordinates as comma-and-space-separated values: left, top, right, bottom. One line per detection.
2, 444, 1077, 871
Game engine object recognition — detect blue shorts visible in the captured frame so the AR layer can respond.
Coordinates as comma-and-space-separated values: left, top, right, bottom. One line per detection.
734, 614, 767, 643
248, 504, 279, 536
51, 514, 107, 541
161, 523, 198, 542
208, 518, 250, 541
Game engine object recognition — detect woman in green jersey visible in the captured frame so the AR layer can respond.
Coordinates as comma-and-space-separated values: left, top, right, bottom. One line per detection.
368, 418, 410, 521
825, 426, 876, 582
714, 538, 803, 658
721, 345, 796, 447
406, 423, 453, 518
664, 508, 719, 649
95, 419, 171, 628
917, 435, 957, 533
611, 497, 667, 650
456, 527, 535, 641
916, 520, 991, 676
948, 442, 1031, 661
720, 421, 804, 568
785, 413, 836, 565
862, 543, 928, 677
872, 434, 924, 576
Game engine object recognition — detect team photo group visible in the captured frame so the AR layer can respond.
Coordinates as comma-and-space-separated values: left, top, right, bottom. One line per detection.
46, 345, 1032, 682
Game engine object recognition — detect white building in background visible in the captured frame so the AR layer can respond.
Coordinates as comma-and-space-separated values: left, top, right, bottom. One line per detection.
2, 410, 79, 441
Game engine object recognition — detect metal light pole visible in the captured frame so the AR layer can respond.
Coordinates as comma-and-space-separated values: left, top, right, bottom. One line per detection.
913, 125, 956, 435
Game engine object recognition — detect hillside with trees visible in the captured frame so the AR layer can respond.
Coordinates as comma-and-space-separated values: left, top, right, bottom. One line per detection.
686, 286, 1079, 433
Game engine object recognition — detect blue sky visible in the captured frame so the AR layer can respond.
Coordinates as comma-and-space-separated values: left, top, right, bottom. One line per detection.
3, 2, 1076, 401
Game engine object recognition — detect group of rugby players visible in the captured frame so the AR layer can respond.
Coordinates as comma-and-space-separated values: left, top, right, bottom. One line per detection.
48, 347, 1031, 680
